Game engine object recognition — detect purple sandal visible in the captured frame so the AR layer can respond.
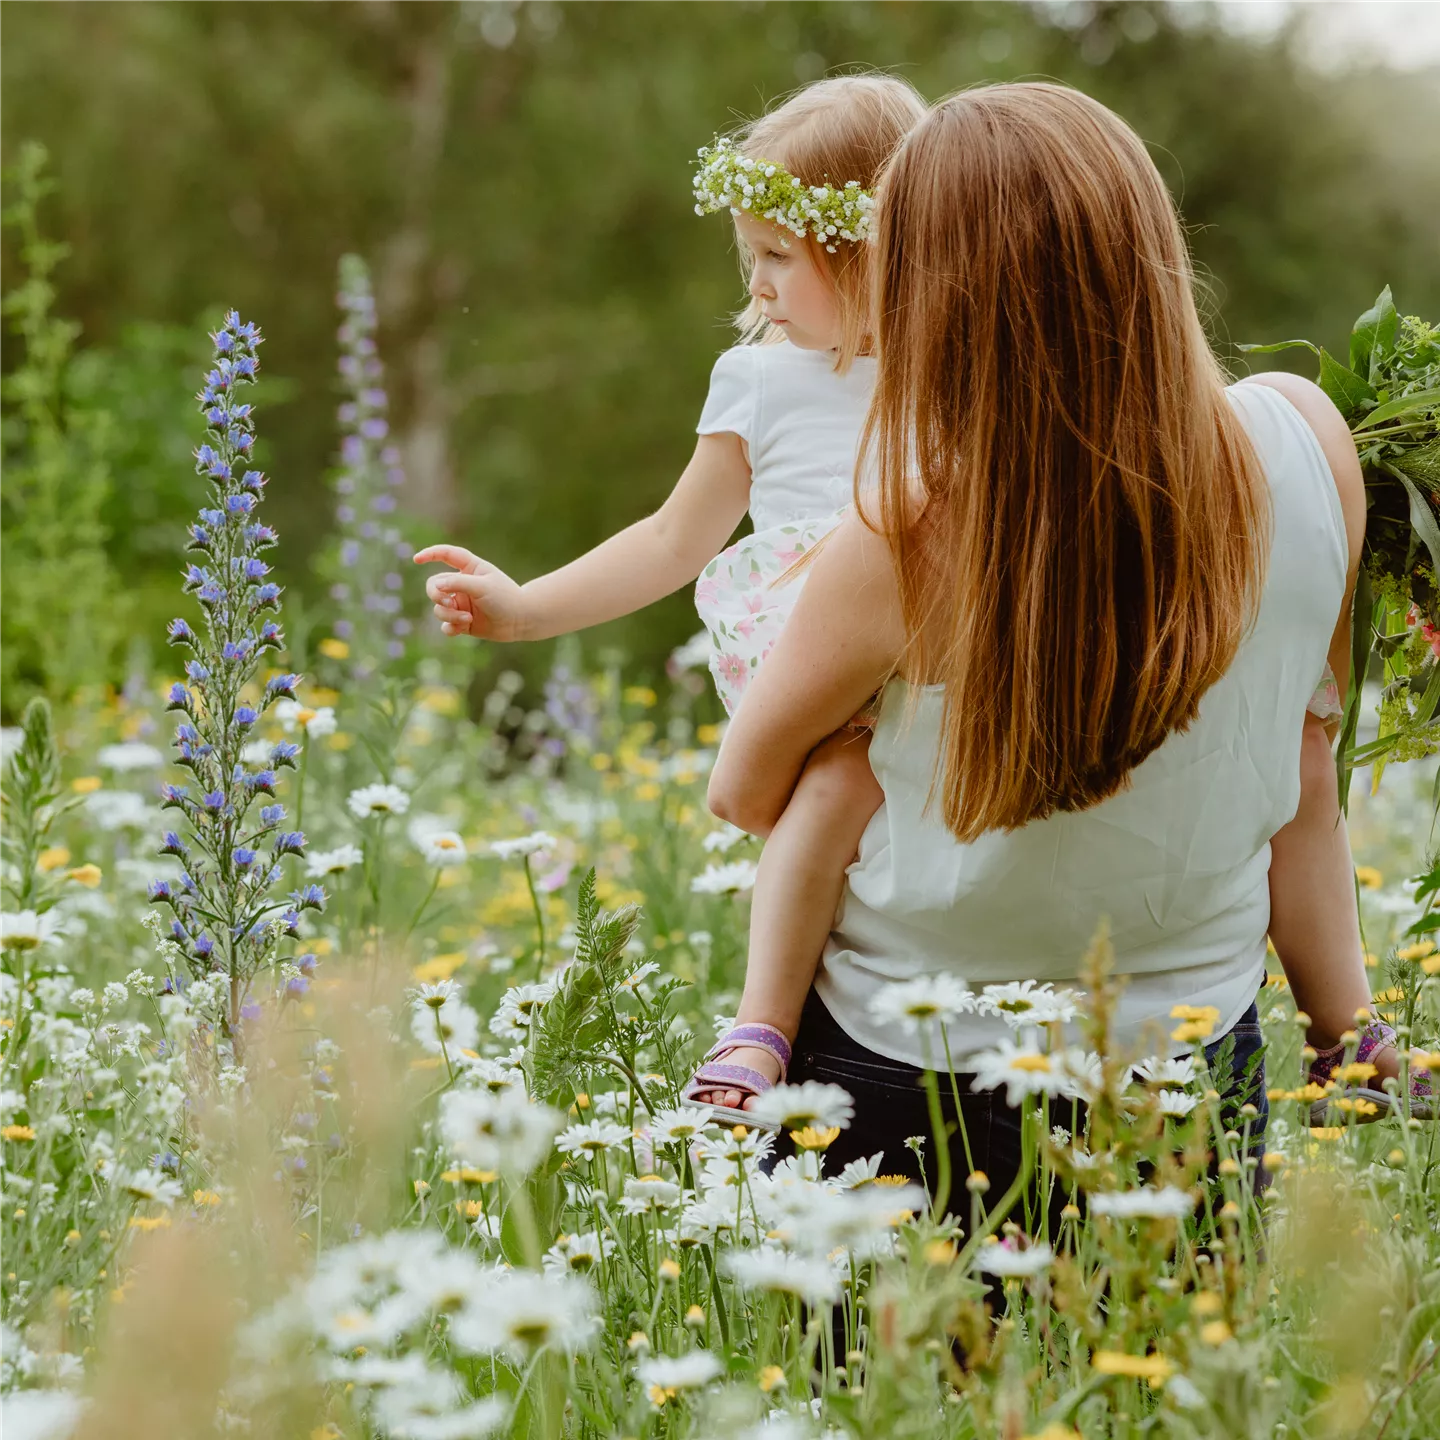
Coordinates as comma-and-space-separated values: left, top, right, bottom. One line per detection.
684, 1022, 792, 1129
1308, 1016, 1435, 1125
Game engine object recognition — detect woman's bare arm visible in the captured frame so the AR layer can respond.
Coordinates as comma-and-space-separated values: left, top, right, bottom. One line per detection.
707, 512, 906, 836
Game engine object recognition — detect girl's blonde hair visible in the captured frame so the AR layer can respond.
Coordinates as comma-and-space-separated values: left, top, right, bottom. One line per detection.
863, 82, 1270, 843
731, 73, 927, 372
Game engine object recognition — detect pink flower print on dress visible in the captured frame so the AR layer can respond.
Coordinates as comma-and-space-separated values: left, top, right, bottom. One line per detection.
695, 578, 722, 608
772, 547, 805, 568
716, 653, 749, 692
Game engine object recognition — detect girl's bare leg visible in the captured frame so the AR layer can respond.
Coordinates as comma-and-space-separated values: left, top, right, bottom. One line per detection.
695, 729, 883, 1110
1268, 716, 1398, 1083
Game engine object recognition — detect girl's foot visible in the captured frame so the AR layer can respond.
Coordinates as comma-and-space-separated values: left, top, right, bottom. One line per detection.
684, 1022, 792, 1121
691, 1044, 783, 1111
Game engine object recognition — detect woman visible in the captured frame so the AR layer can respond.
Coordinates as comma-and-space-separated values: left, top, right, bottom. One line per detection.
706, 82, 1377, 1195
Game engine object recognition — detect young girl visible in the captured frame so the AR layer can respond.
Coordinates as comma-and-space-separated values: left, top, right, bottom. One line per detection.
417, 74, 928, 1117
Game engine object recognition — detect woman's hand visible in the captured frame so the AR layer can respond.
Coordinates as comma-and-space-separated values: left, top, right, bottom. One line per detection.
414, 544, 529, 642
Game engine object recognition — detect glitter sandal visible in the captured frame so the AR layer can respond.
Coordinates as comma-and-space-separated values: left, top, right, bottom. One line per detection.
684, 1022, 791, 1129
1307, 1017, 1435, 1125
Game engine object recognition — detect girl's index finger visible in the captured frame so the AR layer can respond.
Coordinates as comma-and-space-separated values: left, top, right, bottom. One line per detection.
413, 543, 476, 569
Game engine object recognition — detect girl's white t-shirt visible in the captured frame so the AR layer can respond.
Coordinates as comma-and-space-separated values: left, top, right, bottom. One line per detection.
816, 382, 1348, 1065
696, 340, 877, 531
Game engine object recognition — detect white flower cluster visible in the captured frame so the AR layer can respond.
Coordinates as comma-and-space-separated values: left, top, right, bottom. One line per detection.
692, 136, 876, 251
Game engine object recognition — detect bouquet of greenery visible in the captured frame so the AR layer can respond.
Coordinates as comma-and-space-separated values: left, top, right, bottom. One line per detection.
1243, 288, 1440, 797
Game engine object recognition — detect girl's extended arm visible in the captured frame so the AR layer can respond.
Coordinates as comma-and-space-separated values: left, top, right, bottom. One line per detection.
416, 431, 752, 643
707, 512, 905, 836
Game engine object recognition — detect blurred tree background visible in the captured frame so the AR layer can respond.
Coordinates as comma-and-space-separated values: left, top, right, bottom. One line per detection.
3, 0, 1438, 714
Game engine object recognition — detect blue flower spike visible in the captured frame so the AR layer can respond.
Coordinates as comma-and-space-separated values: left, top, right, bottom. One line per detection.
147, 311, 323, 1047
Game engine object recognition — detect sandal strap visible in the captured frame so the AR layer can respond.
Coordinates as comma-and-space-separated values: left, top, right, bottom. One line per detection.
684, 1061, 777, 1102
706, 1022, 792, 1072
1309, 1017, 1397, 1086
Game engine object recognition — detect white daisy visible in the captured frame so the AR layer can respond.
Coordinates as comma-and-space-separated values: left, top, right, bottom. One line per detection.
447, 1270, 599, 1359
974, 980, 1081, 1029
489, 832, 558, 860
543, 1229, 615, 1277
637, 1350, 724, 1398
418, 830, 467, 868
1087, 1185, 1194, 1220
112, 1166, 184, 1207
458, 1055, 527, 1095
439, 1088, 561, 1177
347, 783, 411, 820
410, 991, 479, 1056
870, 974, 974, 1033
0, 1391, 87, 1440
968, 1040, 1074, 1106
554, 1119, 632, 1158
689, 860, 759, 895
701, 823, 746, 854
726, 1248, 840, 1305
833, 1153, 886, 1190
749, 1081, 854, 1134
975, 1239, 1055, 1277
1134, 1055, 1200, 1087
306, 844, 364, 878
487, 980, 557, 1041
648, 1105, 718, 1144
619, 1174, 683, 1215
1156, 1089, 1200, 1117
0, 910, 63, 952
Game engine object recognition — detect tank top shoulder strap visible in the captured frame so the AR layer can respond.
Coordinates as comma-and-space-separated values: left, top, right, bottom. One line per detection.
1225, 380, 1348, 588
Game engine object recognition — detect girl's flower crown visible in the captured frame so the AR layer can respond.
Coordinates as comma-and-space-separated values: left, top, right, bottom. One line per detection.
692, 136, 875, 252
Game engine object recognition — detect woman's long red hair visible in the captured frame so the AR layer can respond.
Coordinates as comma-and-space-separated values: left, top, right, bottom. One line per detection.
863, 83, 1269, 842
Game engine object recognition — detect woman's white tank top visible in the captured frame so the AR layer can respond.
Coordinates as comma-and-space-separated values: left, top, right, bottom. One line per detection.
817, 382, 1348, 1065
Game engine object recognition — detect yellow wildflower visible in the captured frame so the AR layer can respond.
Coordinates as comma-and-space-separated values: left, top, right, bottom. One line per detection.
71, 776, 103, 795
1201, 1320, 1233, 1345
192, 1189, 222, 1207
696, 723, 722, 745
789, 1125, 842, 1152
1308, 1126, 1345, 1140
1423, 955, 1440, 976
1092, 1350, 1172, 1384
2, 1125, 36, 1142
318, 638, 350, 660
413, 951, 467, 983
924, 1239, 958, 1266
1020, 1427, 1082, 1440
128, 1215, 172, 1232
1354, 865, 1383, 888
1336, 1061, 1377, 1084
758, 1365, 786, 1393
1398, 939, 1436, 962
37, 846, 71, 872
66, 864, 103, 888
623, 686, 657, 707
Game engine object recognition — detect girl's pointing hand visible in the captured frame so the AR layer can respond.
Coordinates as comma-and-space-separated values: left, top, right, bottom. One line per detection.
414, 544, 528, 642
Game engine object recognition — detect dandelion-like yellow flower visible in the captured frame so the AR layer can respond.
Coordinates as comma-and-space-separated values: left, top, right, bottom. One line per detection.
65, 864, 103, 888
37, 846, 71, 872
2, 1125, 36, 1142
1200, 1320, 1233, 1345
318, 638, 350, 660
71, 776, 103, 795
758, 1365, 786, 1393
924, 1239, 958, 1266
1354, 865, 1383, 888
789, 1125, 842, 1152
1091, 1350, 1172, 1384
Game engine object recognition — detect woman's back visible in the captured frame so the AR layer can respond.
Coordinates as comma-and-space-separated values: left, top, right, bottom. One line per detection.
817, 380, 1347, 1064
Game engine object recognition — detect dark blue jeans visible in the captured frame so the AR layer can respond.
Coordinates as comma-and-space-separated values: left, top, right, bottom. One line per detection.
785, 987, 1268, 1231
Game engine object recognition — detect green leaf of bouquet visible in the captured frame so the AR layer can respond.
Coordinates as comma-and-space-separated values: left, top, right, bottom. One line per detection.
1237, 339, 1321, 357
1352, 386, 1440, 431
1350, 285, 1398, 378
1392, 466, 1440, 576
1317, 348, 1378, 416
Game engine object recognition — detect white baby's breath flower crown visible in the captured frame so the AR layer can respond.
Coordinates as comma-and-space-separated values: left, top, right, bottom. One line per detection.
692, 135, 875, 252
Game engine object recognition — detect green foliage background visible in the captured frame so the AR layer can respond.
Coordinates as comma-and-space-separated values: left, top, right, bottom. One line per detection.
2, 0, 1439, 709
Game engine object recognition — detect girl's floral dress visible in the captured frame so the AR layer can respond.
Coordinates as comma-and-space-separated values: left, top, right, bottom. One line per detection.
693, 340, 876, 715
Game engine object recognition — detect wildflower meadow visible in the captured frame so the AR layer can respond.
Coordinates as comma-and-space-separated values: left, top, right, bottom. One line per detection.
4, 39, 1440, 1440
